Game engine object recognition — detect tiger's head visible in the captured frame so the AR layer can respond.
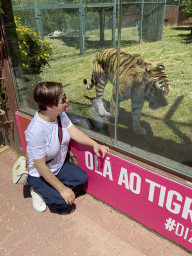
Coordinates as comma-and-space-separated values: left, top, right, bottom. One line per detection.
142, 63, 170, 110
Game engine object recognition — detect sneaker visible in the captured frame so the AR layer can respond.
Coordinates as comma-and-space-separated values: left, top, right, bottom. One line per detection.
30, 187, 47, 212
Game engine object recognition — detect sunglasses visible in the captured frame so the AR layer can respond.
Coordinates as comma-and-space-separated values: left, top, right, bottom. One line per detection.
58, 93, 67, 104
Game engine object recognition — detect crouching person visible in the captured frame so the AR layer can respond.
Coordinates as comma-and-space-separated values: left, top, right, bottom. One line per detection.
25, 82, 109, 213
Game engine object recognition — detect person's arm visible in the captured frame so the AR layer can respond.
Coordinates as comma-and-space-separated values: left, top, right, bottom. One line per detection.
33, 157, 75, 205
67, 124, 109, 158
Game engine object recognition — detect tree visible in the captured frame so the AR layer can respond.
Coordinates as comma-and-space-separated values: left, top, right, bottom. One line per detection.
180, 0, 192, 19
180, 0, 192, 35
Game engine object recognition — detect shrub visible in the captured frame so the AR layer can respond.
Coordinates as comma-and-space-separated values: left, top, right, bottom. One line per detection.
15, 16, 53, 74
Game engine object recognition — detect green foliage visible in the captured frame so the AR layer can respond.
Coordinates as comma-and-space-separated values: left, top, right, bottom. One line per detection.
11, 0, 113, 4
0, 1, 4, 14
180, 0, 192, 18
15, 16, 53, 74
0, 82, 6, 109
41, 8, 79, 36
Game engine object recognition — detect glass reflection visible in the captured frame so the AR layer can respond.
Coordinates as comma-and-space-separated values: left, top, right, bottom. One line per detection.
10, 0, 192, 172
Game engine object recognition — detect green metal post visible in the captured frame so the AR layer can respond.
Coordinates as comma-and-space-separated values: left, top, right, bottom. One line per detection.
34, 0, 44, 39
79, 0, 85, 55
114, 0, 122, 146
139, 0, 144, 43
112, 0, 116, 47
82, 5, 85, 53
161, 0, 167, 40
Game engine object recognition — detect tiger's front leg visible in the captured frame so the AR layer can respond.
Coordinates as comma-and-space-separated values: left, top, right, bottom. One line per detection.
110, 92, 117, 118
95, 98, 110, 117
131, 100, 147, 135
94, 74, 109, 117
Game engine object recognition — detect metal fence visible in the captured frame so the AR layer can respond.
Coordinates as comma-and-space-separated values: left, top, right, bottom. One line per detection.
12, 0, 166, 54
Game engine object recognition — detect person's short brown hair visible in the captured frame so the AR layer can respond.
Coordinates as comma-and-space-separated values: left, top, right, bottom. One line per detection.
34, 82, 63, 111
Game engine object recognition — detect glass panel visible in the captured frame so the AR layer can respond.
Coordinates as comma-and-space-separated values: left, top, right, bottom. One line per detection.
116, 1, 192, 174
11, 0, 118, 129
8, 0, 192, 175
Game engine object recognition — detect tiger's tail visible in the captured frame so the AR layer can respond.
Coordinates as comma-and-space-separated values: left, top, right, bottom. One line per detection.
83, 74, 95, 90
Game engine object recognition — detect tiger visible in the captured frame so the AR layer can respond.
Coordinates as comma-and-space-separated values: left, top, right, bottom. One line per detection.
83, 48, 170, 135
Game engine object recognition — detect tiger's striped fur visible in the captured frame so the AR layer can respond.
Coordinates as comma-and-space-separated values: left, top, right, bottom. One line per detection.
84, 48, 170, 135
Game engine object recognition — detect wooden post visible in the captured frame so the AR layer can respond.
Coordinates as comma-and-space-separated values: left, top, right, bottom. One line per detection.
99, 8, 105, 43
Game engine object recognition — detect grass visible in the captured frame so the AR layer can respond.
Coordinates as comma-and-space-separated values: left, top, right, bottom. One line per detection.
37, 25, 192, 163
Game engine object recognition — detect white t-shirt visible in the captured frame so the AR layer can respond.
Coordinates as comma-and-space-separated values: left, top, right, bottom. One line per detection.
25, 111, 72, 177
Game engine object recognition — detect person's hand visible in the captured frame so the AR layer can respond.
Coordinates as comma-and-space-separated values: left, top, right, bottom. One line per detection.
93, 143, 109, 158
60, 186, 75, 205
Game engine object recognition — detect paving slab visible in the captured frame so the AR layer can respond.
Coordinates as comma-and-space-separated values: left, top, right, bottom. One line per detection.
0, 147, 191, 255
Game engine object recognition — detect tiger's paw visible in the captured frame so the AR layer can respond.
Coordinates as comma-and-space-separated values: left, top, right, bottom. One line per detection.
133, 126, 147, 136
94, 99, 110, 117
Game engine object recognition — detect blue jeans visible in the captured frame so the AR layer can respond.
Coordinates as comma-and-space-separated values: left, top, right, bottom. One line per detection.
28, 161, 88, 209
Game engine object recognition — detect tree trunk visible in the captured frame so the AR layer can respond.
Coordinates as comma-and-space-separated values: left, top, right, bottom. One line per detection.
99, 9, 105, 43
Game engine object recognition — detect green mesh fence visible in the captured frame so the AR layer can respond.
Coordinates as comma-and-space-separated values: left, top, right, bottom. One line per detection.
12, 0, 166, 53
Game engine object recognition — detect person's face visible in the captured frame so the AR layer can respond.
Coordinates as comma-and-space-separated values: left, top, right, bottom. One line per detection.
48, 90, 68, 113
58, 90, 68, 112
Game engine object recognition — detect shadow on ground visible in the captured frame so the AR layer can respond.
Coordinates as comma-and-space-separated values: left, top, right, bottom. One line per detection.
51, 35, 138, 51
68, 96, 192, 166
171, 26, 192, 44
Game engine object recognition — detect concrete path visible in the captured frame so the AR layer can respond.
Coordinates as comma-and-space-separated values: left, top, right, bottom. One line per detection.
0, 147, 191, 256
